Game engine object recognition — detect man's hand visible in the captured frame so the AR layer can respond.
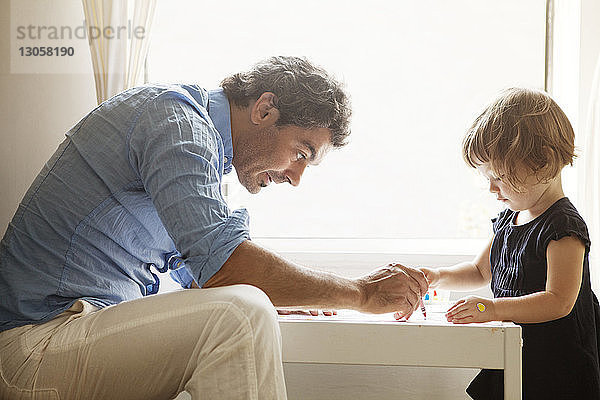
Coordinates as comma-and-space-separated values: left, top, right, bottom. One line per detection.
355, 263, 428, 318
276, 309, 337, 316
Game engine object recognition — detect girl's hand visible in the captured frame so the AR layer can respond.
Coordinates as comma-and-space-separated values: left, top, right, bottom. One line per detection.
445, 296, 496, 324
418, 267, 440, 288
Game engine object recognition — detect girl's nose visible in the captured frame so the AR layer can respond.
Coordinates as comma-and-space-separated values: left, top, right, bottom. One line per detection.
488, 181, 499, 193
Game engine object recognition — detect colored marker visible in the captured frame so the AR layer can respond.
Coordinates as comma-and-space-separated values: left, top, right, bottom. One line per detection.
419, 296, 427, 319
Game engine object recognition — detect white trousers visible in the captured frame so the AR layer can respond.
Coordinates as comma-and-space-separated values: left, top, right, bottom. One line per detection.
0, 285, 287, 400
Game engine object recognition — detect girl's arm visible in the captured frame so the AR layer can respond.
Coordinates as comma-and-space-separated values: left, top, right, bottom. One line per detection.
446, 235, 585, 324
420, 238, 493, 291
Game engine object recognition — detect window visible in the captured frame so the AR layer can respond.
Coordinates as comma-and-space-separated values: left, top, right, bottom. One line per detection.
148, 1, 546, 256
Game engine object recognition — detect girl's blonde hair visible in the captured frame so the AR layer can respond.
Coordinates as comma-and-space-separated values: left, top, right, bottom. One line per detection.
462, 88, 575, 191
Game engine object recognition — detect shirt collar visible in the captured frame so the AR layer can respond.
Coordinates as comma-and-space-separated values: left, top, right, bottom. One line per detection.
207, 88, 233, 174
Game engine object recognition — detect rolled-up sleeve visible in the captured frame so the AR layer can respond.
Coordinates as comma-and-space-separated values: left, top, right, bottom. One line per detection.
128, 91, 250, 287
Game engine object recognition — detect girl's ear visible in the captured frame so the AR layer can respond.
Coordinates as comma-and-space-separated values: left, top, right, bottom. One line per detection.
250, 92, 280, 126
536, 146, 558, 181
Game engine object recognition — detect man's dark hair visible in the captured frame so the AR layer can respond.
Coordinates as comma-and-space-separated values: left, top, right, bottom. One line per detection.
220, 56, 351, 148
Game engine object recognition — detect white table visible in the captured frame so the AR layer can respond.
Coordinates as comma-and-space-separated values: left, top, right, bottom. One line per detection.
279, 311, 522, 400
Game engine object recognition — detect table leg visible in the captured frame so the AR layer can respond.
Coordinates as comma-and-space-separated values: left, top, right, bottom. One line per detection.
504, 326, 522, 400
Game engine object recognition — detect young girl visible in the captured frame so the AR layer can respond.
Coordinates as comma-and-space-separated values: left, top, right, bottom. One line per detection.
421, 88, 600, 399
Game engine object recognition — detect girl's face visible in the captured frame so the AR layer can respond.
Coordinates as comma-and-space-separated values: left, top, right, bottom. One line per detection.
476, 163, 558, 213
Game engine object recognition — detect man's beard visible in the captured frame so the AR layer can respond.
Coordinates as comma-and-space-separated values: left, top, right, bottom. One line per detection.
235, 167, 261, 194
232, 126, 279, 194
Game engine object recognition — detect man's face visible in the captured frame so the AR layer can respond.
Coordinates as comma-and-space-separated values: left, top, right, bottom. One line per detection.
233, 125, 333, 194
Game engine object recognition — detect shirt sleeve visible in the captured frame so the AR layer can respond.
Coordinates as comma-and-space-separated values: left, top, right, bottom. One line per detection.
492, 208, 512, 234
542, 211, 591, 254
128, 91, 250, 287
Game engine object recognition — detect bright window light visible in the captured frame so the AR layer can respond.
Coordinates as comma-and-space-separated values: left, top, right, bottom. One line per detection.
148, 0, 546, 246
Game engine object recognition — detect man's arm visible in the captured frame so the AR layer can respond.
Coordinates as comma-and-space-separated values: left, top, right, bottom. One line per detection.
201, 240, 429, 316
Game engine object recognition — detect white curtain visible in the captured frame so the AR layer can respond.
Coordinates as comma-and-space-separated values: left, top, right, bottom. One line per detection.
82, 0, 156, 104
580, 51, 600, 291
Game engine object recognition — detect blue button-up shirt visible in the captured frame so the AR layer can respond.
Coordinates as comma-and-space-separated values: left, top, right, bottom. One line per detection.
0, 85, 250, 332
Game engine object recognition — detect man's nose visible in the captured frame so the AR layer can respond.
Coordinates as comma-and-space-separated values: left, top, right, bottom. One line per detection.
285, 163, 307, 187
488, 180, 499, 193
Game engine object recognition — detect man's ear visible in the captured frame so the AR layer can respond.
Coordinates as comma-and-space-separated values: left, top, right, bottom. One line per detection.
250, 92, 280, 126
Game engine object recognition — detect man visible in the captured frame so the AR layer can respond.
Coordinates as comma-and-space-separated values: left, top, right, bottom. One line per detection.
0, 56, 428, 399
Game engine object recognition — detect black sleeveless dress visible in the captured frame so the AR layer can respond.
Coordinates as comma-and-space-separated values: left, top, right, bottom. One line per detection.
467, 198, 600, 400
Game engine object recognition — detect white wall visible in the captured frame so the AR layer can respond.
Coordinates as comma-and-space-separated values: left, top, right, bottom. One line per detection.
0, 0, 96, 235
578, 0, 600, 134
578, 0, 600, 292
551, 0, 600, 290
